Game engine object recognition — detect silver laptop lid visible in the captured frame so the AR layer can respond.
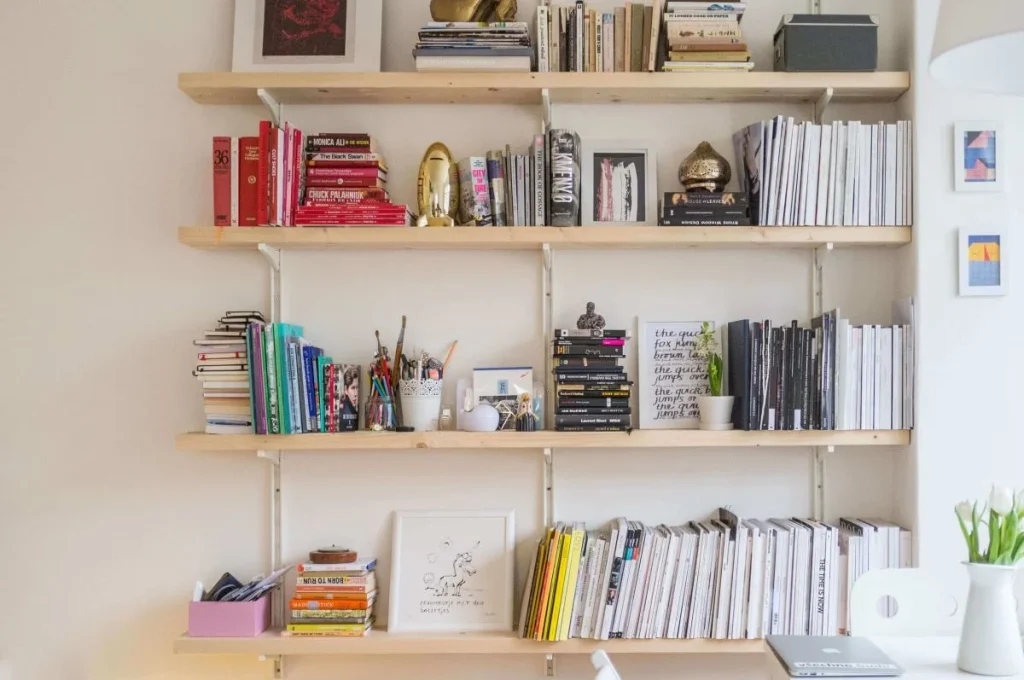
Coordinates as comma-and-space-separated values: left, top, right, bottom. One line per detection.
767, 635, 903, 677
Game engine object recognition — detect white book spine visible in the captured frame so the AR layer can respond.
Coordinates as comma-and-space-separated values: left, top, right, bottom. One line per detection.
906, 121, 914, 225
770, 527, 788, 634
872, 326, 882, 427
805, 124, 822, 226
537, 6, 550, 72
814, 124, 831, 226
778, 119, 796, 226
843, 122, 858, 226
885, 123, 897, 225
892, 325, 903, 430
230, 137, 240, 226
578, 539, 600, 638
654, 531, 680, 637
533, 134, 545, 225
744, 525, 763, 639
569, 535, 592, 639
880, 327, 894, 429
768, 116, 785, 225
895, 121, 904, 227
603, 14, 614, 72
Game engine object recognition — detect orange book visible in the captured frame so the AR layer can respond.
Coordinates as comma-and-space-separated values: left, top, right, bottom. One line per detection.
532, 525, 563, 640
292, 590, 376, 601
290, 598, 375, 610
294, 585, 372, 593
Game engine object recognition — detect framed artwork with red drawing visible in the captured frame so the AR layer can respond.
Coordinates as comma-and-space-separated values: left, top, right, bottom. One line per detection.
232, 0, 382, 72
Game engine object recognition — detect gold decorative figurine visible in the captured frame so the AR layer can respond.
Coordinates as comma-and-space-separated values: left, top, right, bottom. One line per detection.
416, 142, 459, 227
430, 0, 517, 22
678, 142, 732, 192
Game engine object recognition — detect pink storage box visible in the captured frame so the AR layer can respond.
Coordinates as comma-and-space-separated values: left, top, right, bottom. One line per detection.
188, 594, 271, 637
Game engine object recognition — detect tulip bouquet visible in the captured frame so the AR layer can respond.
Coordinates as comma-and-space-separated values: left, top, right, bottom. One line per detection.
956, 487, 1024, 564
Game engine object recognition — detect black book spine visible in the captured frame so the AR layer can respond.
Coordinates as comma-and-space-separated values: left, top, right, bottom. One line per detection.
557, 398, 630, 408
554, 328, 628, 338
554, 346, 624, 357
793, 327, 804, 430
760, 321, 772, 430
802, 328, 813, 431
553, 357, 621, 367
555, 425, 630, 432
662, 192, 749, 208
556, 389, 630, 398
659, 218, 753, 227
548, 129, 581, 226
788, 321, 799, 429
780, 326, 790, 430
751, 321, 762, 430
662, 207, 750, 219
553, 338, 627, 346
556, 407, 632, 415
553, 365, 624, 374
554, 373, 631, 382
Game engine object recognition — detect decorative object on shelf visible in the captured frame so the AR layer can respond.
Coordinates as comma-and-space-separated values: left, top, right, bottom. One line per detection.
309, 546, 357, 564
514, 393, 538, 432
389, 509, 515, 632
955, 488, 1024, 676
773, 14, 878, 72
473, 367, 534, 430
959, 227, 1007, 297
679, 142, 731, 193
231, 0, 382, 72
576, 302, 606, 330
367, 333, 397, 431
417, 142, 459, 227
638, 320, 706, 430
954, 121, 1003, 193
694, 321, 734, 431
430, 0, 517, 22
400, 378, 444, 432
549, 129, 581, 227
582, 140, 658, 226
459, 388, 501, 432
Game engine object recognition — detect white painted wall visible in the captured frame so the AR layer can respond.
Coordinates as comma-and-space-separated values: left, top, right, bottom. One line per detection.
0, 1, 914, 679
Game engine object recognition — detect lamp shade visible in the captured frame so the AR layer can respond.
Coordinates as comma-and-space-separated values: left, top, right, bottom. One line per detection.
930, 0, 1024, 94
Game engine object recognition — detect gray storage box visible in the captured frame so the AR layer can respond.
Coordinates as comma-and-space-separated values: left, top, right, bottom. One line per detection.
773, 14, 878, 72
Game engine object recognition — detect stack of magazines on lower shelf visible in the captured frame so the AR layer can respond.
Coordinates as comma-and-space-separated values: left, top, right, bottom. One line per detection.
518, 511, 910, 641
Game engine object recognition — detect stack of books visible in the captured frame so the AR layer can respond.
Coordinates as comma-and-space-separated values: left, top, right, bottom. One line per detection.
295, 133, 411, 226
661, 1, 752, 72
414, 22, 532, 73
553, 328, 631, 431
726, 309, 914, 432
195, 311, 264, 434
536, 2, 662, 72
212, 121, 304, 226
660, 191, 751, 226
517, 512, 910, 641
286, 558, 378, 637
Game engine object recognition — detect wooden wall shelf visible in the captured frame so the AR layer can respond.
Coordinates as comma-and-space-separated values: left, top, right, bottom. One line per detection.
178, 72, 910, 106
178, 226, 912, 251
173, 630, 766, 655
175, 430, 910, 452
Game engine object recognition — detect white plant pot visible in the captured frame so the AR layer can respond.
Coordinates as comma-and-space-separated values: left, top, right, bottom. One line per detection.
697, 396, 734, 430
958, 562, 1024, 676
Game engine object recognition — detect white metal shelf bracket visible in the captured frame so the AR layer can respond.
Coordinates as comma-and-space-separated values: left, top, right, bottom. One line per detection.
813, 87, 834, 125
546, 653, 557, 677
810, 0, 822, 14
541, 88, 553, 133
811, 245, 828, 318
542, 448, 556, 527
812, 447, 828, 521
257, 88, 283, 127
258, 244, 284, 324
542, 244, 554, 426
259, 654, 284, 679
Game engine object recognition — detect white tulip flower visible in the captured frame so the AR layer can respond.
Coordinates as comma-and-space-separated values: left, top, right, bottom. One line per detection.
956, 501, 973, 524
991, 486, 1014, 515
1016, 489, 1024, 511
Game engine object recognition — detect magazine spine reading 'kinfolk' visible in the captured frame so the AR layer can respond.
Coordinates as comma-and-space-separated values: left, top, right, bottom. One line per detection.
548, 129, 581, 226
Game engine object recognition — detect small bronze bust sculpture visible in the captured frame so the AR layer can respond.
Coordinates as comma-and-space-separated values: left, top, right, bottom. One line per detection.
430, 0, 517, 22
577, 302, 606, 330
679, 142, 732, 193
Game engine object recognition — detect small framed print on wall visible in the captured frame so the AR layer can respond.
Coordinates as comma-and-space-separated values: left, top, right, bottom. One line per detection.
959, 227, 1007, 296
232, 0, 382, 72
954, 121, 1003, 192
582, 140, 659, 226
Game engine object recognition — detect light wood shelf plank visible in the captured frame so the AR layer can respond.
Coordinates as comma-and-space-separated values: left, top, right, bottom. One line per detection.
175, 430, 910, 451
173, 629, 766, 655
178, 72, 910, 106
178, 226, 911, 251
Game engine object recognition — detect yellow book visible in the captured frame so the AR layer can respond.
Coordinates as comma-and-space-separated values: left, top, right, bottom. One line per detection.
534, 524, 562, 640
546, 531, 573, 641
557, 523, 587, 640
525, 534, 549, 637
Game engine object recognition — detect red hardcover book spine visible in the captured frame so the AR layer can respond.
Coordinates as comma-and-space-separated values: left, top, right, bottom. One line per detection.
269, 128, 279, 226
257, 121, 271, 225
291, 126, 303, 226
306, 152, 384, 163
213, 137, 232, 226
304, 187, 388, 203
239, 137, 260, 226
305, 178, 387, 188
306, 167, 385, 179
306, 160, 386, 170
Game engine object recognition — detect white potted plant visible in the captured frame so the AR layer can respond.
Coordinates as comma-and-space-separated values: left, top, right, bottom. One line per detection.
956, 487, 1024, 676
694, 322, 733, 431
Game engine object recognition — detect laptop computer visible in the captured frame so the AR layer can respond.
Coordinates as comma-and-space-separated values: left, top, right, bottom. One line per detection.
767, 635, 903, 677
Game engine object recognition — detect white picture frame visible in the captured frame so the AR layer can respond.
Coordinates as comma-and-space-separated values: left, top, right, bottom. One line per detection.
959, 227, 1007, 297
388, 509, 515, 633
232, 0, 382, 73
582, 140, 658, 226
954, 121, 1003, 192
638, 320, 711, 430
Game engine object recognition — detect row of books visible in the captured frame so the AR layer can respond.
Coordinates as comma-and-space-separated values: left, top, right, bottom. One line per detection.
286, 558, 377, 637
660, 191, 751, 226
662, 2, 752, 72
194, 310, 265, 434
553, 328, 631, 431
536, 1, 661, 73
726, 310, 914, 432
243, 323, 359, 435
734, 119, 914, 227
414, 21, 532, 73
212, 122, 303, 226
518, 511, 910, 641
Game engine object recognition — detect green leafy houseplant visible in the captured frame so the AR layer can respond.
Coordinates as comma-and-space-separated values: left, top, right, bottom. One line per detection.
956, 487, 1024, 564
694, 322, 724, 397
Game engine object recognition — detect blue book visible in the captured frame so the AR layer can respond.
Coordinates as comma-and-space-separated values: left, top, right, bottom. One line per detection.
286, 341, 303, 434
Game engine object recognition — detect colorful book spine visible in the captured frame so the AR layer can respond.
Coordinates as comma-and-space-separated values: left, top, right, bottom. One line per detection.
287, 341, 303, 434
457, 156, 493, 226
213, 137, 232, 226
264, 324, 280, 434
486, 151, 507, 226
239, 137, 260, 226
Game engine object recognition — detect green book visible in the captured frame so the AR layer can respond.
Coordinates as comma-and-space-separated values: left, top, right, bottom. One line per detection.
264, 324, 280, 434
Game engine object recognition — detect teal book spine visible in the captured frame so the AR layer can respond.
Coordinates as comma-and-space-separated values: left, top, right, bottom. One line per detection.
274, 323, 291, 433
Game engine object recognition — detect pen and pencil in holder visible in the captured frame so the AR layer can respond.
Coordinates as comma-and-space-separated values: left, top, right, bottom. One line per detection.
368, 351, 397, 432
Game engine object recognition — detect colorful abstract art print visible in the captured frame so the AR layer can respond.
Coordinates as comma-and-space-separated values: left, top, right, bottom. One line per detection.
955, 122, 1004, 192
960, 228, 1007, 296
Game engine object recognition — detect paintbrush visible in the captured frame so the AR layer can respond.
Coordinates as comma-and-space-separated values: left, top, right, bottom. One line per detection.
391, 316, 410, 430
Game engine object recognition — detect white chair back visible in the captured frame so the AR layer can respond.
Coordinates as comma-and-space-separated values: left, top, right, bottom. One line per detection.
591, 650, 622, 680
849, 568, 962, 636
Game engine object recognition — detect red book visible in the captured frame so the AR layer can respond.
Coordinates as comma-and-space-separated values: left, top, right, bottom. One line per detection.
290, 126, 302, 227
306, 167, 386, 180
295, 219, 408, 226
303, 187, 388, 203
213, 137, 232, 226
306, 160, 387, 170
257, 121, 272, 225
269, 127, 280, 226
305, 178, 388, 189
238, 137, 259, 226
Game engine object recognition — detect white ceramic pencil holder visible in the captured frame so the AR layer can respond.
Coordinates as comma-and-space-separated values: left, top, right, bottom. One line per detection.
399, 379, 443, 432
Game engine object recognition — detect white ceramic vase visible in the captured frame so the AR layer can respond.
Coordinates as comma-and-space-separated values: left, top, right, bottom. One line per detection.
697, 396, 734, 430
957, 562, 1024, 676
